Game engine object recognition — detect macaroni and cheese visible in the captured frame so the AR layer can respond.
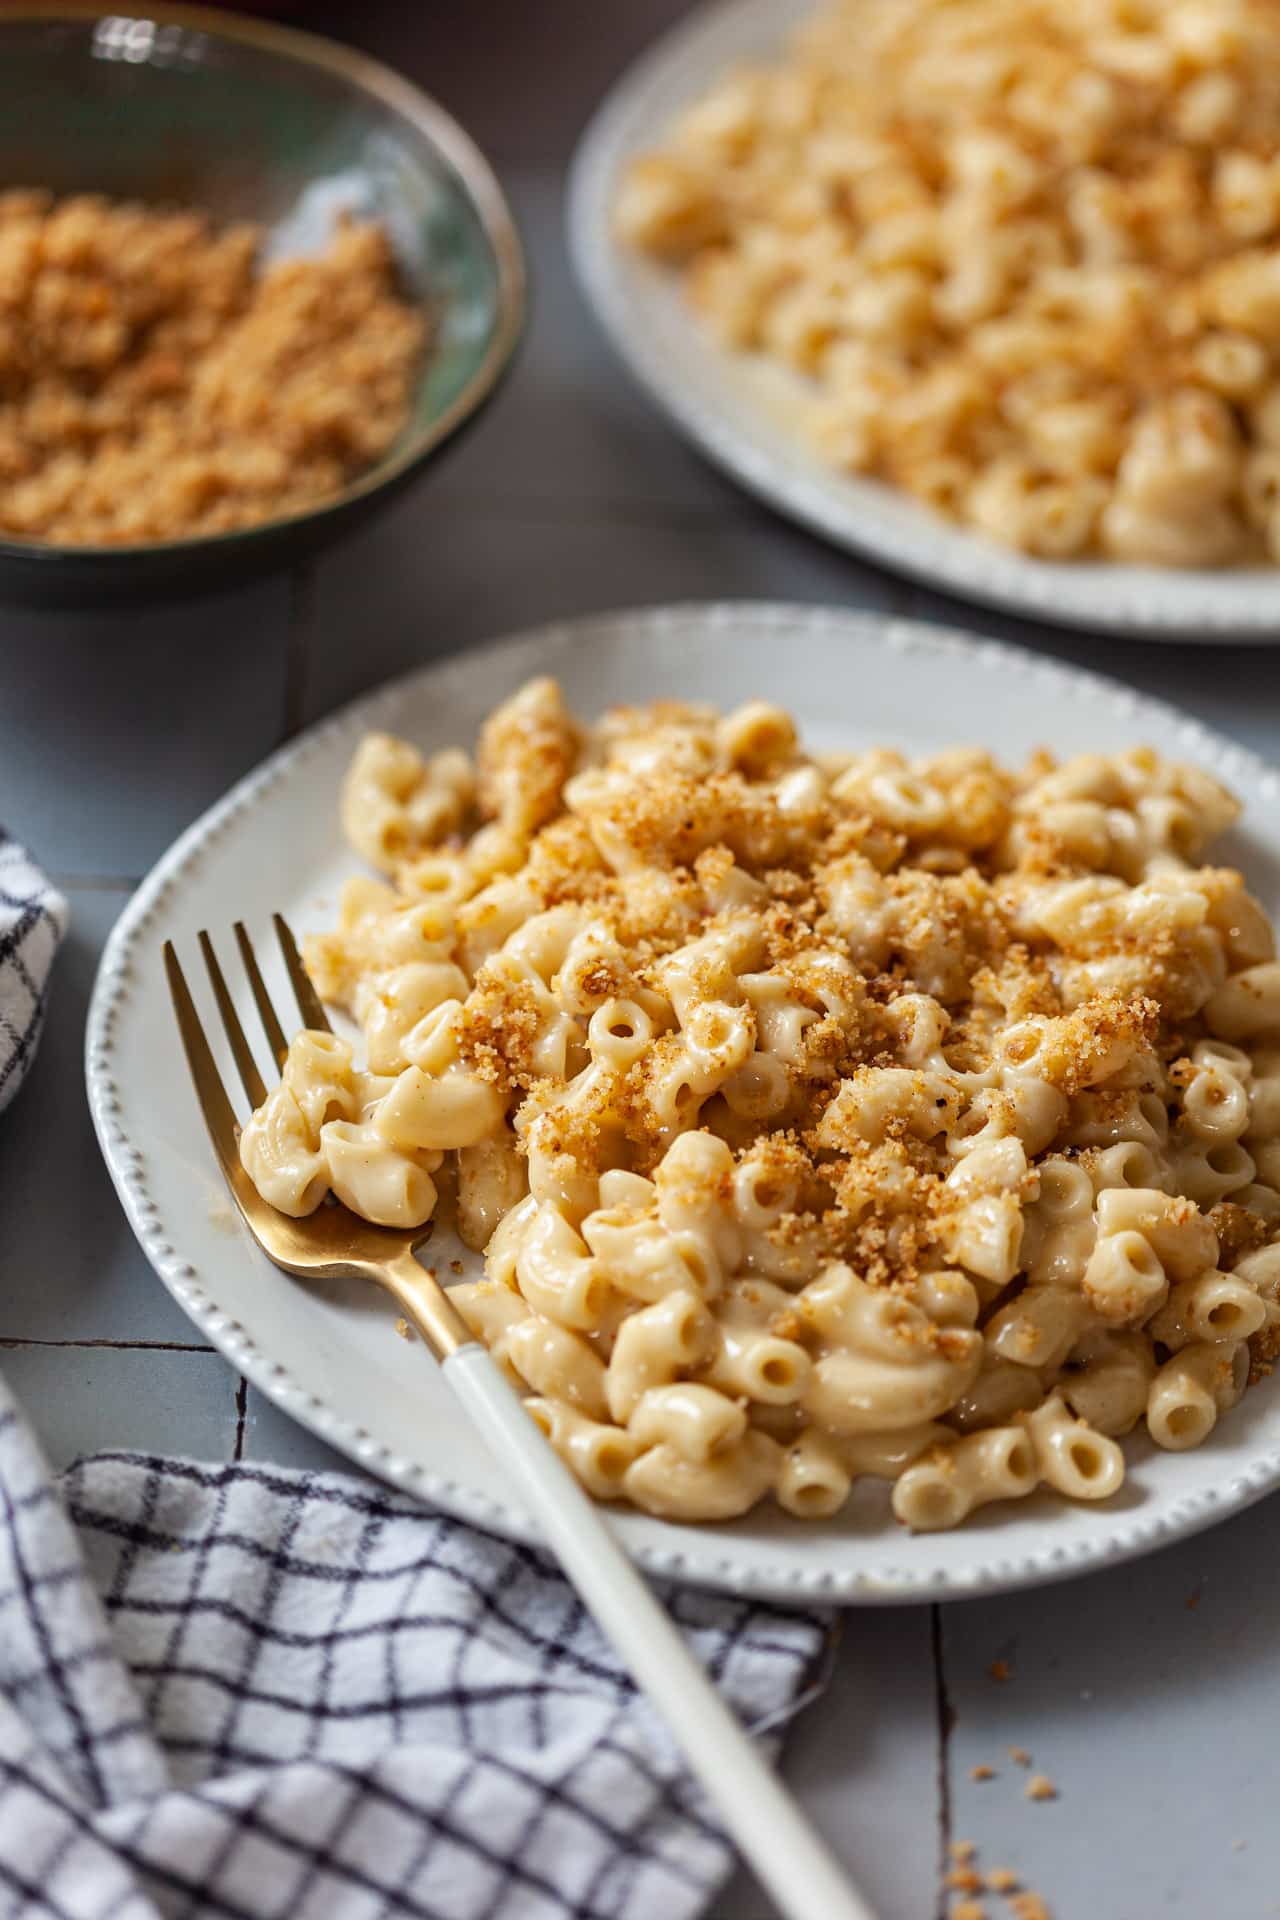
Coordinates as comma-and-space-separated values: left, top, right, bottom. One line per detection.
616, 0, 1280, 567
241, 678, 1280, 1529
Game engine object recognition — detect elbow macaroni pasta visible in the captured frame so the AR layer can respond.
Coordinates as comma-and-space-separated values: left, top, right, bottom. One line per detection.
241, 677, 1280, 1530
616, 0, 1280, 568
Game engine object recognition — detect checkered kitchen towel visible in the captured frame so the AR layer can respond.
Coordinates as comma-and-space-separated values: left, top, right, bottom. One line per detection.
0, 830, 66, 1112
0, 1379, 834, 1919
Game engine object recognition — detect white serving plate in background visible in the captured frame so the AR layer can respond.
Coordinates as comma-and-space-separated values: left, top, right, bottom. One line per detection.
88, 604, 1280, 1602
569, 0, 1280, 640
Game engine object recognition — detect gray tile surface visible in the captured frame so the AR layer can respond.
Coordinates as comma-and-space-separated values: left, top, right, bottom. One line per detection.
942, 1505, 1280, 1919
1, 5, 1279, 1916
1, 579, 291, 878
299, 495, 898, 722
433, 173, 749, 519
0, 887, 205, 1344
3, 1345, 237, 1471
240, 1382, 354, 1476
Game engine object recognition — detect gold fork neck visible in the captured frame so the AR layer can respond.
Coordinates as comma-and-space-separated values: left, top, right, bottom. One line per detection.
375, 1244, 474, 1361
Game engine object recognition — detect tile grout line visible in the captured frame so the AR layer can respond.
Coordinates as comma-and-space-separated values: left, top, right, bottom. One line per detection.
0, 1337, 216, 1352
422, 489, 758, 531
931, 1603, 955, 1920
405, 488, 900, 551
232, 1376, 248, 1460
886, 575, 917, 625
282, 561, 317, 741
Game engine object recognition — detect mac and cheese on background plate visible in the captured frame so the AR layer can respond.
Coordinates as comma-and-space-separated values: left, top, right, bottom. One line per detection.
240, 677, 1280, 1531
617, 0, 1280, 568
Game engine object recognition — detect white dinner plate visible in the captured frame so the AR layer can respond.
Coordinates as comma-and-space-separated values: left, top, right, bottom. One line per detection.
88, 603, 1280, 1602
569, 0, 1280, 640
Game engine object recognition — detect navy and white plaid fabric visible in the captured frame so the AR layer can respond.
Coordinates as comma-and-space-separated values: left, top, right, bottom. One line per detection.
0, 832, 66, 1113
0, 1381, 834, 1919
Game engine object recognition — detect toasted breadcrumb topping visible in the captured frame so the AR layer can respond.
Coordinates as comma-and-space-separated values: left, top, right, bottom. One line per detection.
0, 193, 423, 544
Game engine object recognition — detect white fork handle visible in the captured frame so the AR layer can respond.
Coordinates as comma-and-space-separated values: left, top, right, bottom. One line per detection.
444, 1343, 877, 1920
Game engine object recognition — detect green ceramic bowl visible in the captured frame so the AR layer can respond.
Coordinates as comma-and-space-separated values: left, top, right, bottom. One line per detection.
0, 4, 525, 607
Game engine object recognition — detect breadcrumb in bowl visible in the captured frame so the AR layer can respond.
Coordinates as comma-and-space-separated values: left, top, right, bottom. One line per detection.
0, 198, 426, 545
0, 2, 524, 608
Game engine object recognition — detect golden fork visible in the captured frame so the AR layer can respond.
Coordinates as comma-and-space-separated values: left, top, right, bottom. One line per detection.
166, 917, 875, 1920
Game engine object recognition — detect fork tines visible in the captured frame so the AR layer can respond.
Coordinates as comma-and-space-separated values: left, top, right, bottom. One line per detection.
164, 914, 324, 1158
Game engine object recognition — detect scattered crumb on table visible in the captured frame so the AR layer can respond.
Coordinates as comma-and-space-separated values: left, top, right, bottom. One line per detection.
1008, 1746, 1032, 1767
1025, 1773, 1057, 1802
947, 1868, 984, 1893
394, 1318, 417, 1343
450, 1259, 464, 1275
970, 1764, 997, 1782
989, 1659, 1011, 1682
946, 1843, 1050, 1918
1186, 1589, 1202, 1610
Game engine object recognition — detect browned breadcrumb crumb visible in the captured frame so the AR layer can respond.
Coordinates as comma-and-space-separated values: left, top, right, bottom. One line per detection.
952, 1901, 987, 1920
969, 1764, 997, 1782
1038, 994, 1159, 1096
1025, 1774, 1057, 1802
0, 193, 424, 544
1211, 1201, 1271, 1268
942, 1843, 1038, 1912
947, 1868, 984, 1893
988, 1659, 1011, 1683
1249, 1322, 1280, 1382
394, 1318, 417, 1343
1186, 1589, 1202, 1610
1008, 1747, 1031, 1767
449, 1260, 464, 1275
